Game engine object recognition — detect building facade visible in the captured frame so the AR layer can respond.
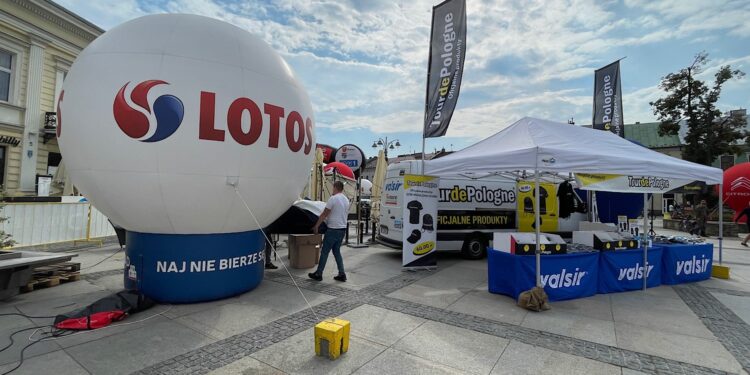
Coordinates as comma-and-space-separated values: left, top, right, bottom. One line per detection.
0, 0, 102, 196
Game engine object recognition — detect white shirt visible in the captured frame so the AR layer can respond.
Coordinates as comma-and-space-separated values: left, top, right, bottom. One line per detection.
325, 193, 350, 229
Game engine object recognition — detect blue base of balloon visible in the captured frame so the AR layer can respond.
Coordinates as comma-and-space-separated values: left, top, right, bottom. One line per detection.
124, 230, 265, 303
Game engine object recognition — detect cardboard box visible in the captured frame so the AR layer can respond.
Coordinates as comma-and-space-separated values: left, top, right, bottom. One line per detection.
289, 234, 322, 248
288, 234, 322, 269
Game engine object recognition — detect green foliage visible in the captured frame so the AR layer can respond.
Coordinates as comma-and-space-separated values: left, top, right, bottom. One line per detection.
0, 195, 14, 248
651, 52, 747, 165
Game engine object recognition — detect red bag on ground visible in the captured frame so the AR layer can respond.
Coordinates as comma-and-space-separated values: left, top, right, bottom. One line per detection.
54, 290, 155, 330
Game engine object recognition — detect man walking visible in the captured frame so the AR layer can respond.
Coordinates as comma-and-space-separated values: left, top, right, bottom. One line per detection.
309, 181, 350, 282
735, 201, 750, 247
694, 199, 709, 237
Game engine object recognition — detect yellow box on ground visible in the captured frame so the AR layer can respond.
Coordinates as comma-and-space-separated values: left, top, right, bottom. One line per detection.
712, 265, 730, 279
314, 318, 350, 360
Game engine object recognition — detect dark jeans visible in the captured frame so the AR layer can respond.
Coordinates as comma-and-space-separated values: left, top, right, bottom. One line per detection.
314, 228, 346, 275
265, 239, 272, 264
697, 220, 706, 236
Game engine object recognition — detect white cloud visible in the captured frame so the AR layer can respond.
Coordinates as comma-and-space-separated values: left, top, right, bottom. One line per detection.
58, 0, 750, 151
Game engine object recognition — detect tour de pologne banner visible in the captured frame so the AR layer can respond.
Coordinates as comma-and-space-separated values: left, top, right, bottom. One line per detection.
424, 0, 466, 138
575, 173, 693, 193
592, 61, 624, 137
402, 174, 439, 268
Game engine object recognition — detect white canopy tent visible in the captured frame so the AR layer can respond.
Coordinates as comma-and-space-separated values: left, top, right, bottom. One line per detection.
425, 117, 724, 288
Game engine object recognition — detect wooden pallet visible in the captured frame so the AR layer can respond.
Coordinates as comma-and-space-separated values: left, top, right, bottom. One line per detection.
21, 262, 81, 293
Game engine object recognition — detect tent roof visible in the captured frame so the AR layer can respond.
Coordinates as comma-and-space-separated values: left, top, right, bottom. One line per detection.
425, 117, 723, 184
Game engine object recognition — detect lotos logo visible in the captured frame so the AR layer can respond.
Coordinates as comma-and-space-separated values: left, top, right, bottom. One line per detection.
56, 90, 64, 137
540, 268, 586, 289
114, 80, 184, 142
112, 80, 314, 153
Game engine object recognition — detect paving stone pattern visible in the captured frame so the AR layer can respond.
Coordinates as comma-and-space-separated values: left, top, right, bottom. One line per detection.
134, 270, 435, 375
675, 285, 750, 372
134, 268, 749, 375
704, 286, 750, 298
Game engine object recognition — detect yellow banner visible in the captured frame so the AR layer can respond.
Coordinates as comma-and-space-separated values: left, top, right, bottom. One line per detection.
575, 173, 621, 187
404, 174, 438, 190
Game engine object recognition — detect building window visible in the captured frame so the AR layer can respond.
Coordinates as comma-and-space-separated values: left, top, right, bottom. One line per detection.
47, 152, 61, 175
0, 50, 12, 102
720, 154, 735, 171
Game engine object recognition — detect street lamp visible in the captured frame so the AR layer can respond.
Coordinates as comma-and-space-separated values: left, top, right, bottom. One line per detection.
372, 137, 400, 159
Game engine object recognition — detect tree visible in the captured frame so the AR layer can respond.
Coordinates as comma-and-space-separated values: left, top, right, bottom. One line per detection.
0, 194, 14, 248
651, 52, 746, 165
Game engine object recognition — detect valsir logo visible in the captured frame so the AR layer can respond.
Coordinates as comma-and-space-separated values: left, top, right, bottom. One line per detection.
113, 80, 184, 142
676, 255, 710, 275
385, 181, 402, 191
540, 268, 586, 288
617, 262, 654, 281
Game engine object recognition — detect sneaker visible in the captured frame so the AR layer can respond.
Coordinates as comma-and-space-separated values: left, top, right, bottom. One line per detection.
742, 242, 748, 247
265, 263, 278, 270
308, 272, 322, 281
333, 274, 347, 282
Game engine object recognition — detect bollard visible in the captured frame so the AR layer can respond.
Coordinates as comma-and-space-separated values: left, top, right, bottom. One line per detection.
314, 318, 350, 360
344, 222, 350, 245
358, 222, 364, 243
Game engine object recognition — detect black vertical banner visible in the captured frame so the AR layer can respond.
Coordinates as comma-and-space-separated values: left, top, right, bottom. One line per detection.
592, 61, 624, 137
424, 0, 466, 139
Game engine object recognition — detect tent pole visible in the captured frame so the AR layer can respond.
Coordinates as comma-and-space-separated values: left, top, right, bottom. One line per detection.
643, 193, 648, 291
535, 169, 541, 287
421, 137, 426, 175
719, 182, 723, 265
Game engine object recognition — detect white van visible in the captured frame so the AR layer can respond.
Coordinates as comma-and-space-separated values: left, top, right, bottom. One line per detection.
376, 161, 586, 259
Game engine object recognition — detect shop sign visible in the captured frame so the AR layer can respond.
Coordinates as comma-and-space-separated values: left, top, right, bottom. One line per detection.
0, 135, 20, 147
334, 144, 365, 172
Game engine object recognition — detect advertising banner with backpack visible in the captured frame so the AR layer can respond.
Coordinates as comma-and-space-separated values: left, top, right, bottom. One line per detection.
403, 174, 439, 268
517, 181, 558, 232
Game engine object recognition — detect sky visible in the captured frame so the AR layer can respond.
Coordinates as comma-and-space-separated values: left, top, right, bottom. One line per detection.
59, 0, 750, 158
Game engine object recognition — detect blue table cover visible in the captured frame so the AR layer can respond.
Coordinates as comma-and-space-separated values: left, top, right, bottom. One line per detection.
488, 248, 599, 302
598, 247, 662, 293
659, 243, 713, 285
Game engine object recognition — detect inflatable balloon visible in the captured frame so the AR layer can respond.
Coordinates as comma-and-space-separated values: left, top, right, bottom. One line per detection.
360, 179, 373, 195
324, 162, 355, 180
721, 163, 750, 222
58, 14, 315, 302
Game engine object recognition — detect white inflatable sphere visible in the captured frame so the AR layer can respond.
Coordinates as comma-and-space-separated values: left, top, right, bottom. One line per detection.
360, 179, 373, 195
58, 14, 315, 234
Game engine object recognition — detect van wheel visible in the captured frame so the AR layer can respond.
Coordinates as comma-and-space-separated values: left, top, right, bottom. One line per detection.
462, 235, 487, 259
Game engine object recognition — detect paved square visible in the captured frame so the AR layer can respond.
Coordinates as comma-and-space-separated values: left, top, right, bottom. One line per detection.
1, 230, 749, 375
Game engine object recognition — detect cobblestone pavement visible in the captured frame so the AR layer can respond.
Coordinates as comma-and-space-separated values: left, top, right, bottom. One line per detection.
676, 285, 750, 372
135, 268, 749, 375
